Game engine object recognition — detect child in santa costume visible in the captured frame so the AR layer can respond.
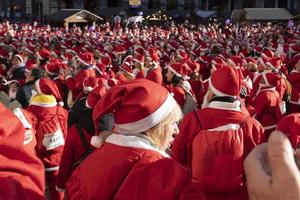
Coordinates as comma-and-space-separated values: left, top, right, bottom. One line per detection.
0, 102, 45, 199
28, 78, 68, 200
171, 67, 263, 200
250, 72, 284, 141
66, 79, 204, 200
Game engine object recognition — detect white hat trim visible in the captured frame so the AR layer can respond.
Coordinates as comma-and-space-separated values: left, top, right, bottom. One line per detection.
167, 65, 183, 78
14, 55, 24, 64
209, 78, 237, 98
106, 134, 170, 158
115, 93, 176, 134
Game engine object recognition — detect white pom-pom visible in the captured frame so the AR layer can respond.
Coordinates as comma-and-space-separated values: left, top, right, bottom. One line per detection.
90, 135, 104, 148
58, 101, 64, 107
84, 86, 93, 93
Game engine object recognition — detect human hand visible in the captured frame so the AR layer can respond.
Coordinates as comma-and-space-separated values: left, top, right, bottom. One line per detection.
244, 131, 300, 200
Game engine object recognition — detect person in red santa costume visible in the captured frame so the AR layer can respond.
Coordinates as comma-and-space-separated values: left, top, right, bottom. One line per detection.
287, 53, 300, 114
165, 63, 197, 115
56, 84, 111, 192
65, 79, 204, 200
144, 48, 163, 85
28, 78, 68, 200
171, 66, 263, 200
250, 72, 284, 141
0, 102, 45, 200
276, 112, 300, 149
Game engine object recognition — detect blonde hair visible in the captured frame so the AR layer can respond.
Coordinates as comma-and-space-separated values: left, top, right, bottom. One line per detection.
145, 103, 182, 150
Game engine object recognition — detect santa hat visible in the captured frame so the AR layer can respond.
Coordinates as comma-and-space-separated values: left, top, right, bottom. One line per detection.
289, 53, 300, 69
261, 49, 275, 59
133, 54, 144, 65
0, 49, 9, 60
209, 66, 241, 97
37, 48, 51, 60
167, 63, 189, 80
227, 56, 244, 69
83, 77, 99, 93
14, 54, 24, 65
25, 62, 38, 73
265, 57, 281, 71
44, 62, 63, 75
176, 50, 189, 61
35, 78, 64, 106
277, 113, 300, 148
245, 57, 257, 66
119, 61, 134, 77
148, 48, 160, 62
78, 52, 95, 67
92, 79, 177, 135
86, 85, 107, 109
261, 72, 280, 87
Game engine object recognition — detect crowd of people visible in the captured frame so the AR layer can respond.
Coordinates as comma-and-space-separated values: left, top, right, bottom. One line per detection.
0, 19, 300, 199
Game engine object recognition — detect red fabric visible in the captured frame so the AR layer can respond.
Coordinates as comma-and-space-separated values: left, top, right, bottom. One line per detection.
189, 80, 202, 107
250, 88, 282, 141
56, 124, 94, 189
27, 105, 68, 169
288, 70, 300, 103
145, 66, 163, 85
277, 113, 300, 149
0, 103, 45, 199
66, 143, 203, 200
165, 85, 186, 108
53, 76, 66, 100
172, 107, 263, 168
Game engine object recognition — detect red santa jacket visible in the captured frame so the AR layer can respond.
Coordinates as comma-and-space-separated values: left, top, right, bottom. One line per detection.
66, 69, 96, 101
172, 100, 263, 200
0, 103, 45, 200
53, 76, 66, 101
28, 95, 68, 171
250, 86, 282, 134
145, 66, 163, 85
56, 124, 94, 189
171, 100, 263, 169
66, 134, 204, 200
288, 70, 300, 104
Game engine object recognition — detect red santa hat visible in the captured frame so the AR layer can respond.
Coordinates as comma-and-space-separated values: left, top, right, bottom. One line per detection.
85, 85, 107, 109
37, 48, 51, 60
92, 79, 177, 135
44, 62, 64, 75
133, 54, 144, 65
119, 61, 134, 77
0, 49, 9, 60
78, 52, 95, 66
13, 54, 25, 65
289, 53, 300, 69
261, 72, 280, 87
35, 78, 64, 106
167, 63, 189, 80
227, 56, 244, 69
261, 49, 275, 59
277, 113, 300, 149
83, 77, 99, 93
245, 57, 257, 66
265, 57, 281, 71
209, 66, 241, 97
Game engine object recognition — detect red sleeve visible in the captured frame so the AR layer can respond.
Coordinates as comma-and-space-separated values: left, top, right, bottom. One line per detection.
66, 77, 76, 91
171, 111, 200, 168
56, 125, 77, 189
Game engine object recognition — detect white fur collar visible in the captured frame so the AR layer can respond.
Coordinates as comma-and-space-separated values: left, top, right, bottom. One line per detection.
207, 100, 242, 112
106, 134, 170, 158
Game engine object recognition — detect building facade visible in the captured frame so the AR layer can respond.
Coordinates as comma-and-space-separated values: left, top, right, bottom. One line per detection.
1, 0, 300, 22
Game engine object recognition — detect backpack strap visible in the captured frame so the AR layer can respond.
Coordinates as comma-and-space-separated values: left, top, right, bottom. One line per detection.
75, 123, 92, 152
193, 109, 202, 128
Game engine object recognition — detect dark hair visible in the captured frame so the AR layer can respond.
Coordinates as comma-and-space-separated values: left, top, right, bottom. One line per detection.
31, 68, 45, 81
171, 74, 184, 86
